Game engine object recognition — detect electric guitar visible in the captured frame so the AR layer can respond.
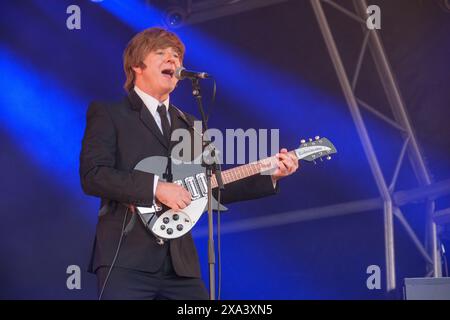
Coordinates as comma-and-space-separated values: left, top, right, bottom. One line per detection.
134, 136, 337, 242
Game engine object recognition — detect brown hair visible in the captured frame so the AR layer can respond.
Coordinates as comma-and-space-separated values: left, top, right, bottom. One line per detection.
123, 27, 185, 92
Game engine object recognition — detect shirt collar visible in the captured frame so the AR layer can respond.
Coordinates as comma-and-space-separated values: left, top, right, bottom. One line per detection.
134, 85, 170, 116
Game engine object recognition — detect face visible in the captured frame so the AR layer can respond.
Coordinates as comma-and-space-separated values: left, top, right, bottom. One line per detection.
133, 46, 182, 100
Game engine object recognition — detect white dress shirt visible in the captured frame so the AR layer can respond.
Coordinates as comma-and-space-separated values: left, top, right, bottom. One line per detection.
134, 85, 172, 203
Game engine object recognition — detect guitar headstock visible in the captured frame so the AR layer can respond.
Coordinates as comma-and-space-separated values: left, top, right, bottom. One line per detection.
294, 136, 337, 162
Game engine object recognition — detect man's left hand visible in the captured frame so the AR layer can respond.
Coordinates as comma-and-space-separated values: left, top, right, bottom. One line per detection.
271, 148, 299, 185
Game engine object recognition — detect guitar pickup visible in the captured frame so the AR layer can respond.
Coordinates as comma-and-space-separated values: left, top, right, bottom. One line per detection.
195, 173, 208, 197
184, 176, 201, 200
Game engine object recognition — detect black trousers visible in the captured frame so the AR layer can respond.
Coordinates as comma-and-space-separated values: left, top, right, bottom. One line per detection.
96, 254, 209, 300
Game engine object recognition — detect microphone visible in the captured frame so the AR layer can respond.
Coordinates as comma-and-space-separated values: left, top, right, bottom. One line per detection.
174, 67, 210, 80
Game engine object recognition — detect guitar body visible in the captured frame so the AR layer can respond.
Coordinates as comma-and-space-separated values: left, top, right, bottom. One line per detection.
135, 156, 227, 241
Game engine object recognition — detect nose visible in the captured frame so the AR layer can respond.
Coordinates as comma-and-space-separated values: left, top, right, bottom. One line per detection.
165, 52, 176, 64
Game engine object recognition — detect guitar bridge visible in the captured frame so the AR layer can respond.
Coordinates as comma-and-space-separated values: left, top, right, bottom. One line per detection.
154, 203, 163, 213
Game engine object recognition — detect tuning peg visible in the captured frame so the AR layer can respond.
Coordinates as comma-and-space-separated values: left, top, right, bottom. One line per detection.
309, 138, 313, 142
326, 156, 331, 160
300, 139, 306, 144
315, 136, 320, 140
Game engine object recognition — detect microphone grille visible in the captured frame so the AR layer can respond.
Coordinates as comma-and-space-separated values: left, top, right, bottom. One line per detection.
174, 67, 185, 80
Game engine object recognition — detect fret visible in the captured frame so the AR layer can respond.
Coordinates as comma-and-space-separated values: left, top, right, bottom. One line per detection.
258, 159, 266, 171
265, 156, 276, 170
222, 171, 228, 186
243, 164, 251, 177
223, 170, 229, 183
258, 158, 268, 173
223, 171, 230, 184
231, 168, 237, 182
239, 167, 244, 179
242, 165, 250, 177
242, 166, 247, 178
258, 160, 264, 171
246, 164, 252, 175
220, 171, 226, 185
248, 163, 256, 175
228, 170, 234, 183
224, 169, 230, 183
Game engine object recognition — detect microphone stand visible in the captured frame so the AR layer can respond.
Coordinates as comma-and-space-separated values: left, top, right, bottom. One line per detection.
190, 78, 224, 300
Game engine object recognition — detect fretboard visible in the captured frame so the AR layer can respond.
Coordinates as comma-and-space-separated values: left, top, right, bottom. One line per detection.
211, 151, 296, 188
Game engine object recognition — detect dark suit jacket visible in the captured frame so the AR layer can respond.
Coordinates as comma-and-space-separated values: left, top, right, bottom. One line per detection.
79, 89, 278, 278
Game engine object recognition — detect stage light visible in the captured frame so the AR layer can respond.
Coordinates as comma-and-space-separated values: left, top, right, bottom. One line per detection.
147, 0, 192, 28
164, 5, 188, 28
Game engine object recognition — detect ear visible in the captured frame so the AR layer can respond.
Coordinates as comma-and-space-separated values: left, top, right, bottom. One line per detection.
132, 66, 143, 75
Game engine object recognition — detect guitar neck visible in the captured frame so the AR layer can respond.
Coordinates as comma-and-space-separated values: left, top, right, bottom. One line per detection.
211, 151, 297, 188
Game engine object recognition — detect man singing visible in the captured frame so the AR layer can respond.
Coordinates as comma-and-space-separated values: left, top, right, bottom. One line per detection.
79, 27, 298, 300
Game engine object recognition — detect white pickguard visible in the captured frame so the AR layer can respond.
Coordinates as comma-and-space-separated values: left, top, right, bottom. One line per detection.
149, 197, 208, 240
134, 155, 225, 241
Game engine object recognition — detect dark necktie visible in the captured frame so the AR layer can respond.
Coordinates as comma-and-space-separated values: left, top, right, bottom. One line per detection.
157, 104, 171, 144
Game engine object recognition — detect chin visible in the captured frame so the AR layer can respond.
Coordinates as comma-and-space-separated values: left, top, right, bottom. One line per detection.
164, 84, 177, 93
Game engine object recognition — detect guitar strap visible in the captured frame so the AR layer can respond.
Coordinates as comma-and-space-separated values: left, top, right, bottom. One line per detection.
171, 104, 194, 129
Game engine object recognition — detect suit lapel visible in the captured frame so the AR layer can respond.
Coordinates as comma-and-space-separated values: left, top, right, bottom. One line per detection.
168, 104, 188, 151
140, 107, 169, 149
127, 89, 169, 150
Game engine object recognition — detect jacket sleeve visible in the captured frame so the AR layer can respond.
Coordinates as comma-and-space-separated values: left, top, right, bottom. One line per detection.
213, 173, 279, 205
79, 102, 155, 206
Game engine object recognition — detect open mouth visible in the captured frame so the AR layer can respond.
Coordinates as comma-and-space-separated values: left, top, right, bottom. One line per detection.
161, 69, 174, 78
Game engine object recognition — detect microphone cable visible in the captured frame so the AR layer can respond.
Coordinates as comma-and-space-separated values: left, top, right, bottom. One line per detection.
98, 207, 129, 300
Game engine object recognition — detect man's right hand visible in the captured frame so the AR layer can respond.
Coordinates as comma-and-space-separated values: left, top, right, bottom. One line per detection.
155, 181, 192, 211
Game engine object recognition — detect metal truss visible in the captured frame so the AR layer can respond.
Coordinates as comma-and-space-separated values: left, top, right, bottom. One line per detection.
150, 0, 290, 28
308, 0, 449, 291
196, 0, 450, 293
185, 0, 290, 25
